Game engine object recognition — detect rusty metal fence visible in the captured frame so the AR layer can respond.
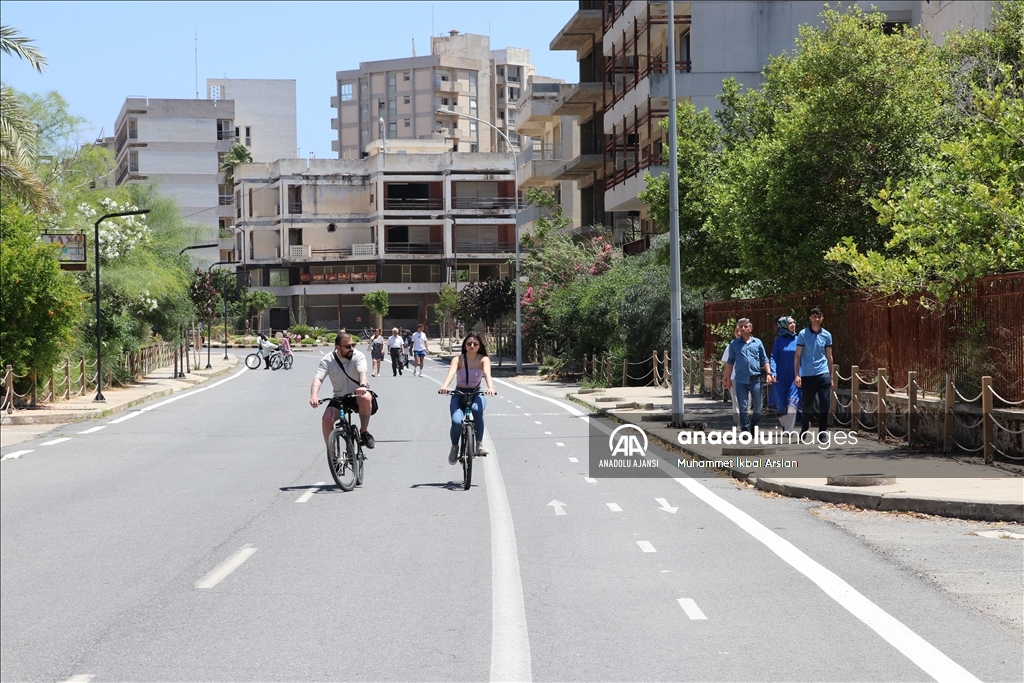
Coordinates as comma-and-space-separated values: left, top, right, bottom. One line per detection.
704, 273, 1024, 402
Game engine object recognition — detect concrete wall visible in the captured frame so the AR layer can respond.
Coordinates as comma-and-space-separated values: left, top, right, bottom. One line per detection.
206, 78, 297, 162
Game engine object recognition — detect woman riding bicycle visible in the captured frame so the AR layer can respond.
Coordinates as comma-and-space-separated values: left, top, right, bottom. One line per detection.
438, 332, 496, 464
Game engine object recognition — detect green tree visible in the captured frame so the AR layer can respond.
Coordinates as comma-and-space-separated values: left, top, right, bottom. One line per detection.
0, 203, 84, 373
520, 187, 571, 248
189, 268, 218, 343
0, 26, 54, 212
434, 284, 459, 342
243, 290, 276, 332
220, 143, 253, 188
826, 73, 1024, 301
362, 289, 389, 329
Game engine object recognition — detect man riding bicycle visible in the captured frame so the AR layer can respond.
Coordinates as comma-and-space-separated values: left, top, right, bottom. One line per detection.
310, 331, 375, 449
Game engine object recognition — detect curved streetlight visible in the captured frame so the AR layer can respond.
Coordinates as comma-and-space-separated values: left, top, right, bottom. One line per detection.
436, 108, 522, 373
207, 261, 232, 367
93, 209, 150, 401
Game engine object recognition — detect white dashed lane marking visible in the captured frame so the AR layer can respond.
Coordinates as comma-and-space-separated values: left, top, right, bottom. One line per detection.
568, 457, 579, 463
77, 426, 105, 434
678, 598, 707, 620
40, 438, 71, 446
637, 541, 657, 553
295, 482, 327, 503
607, 503, 623, 512
2, 450, 33, 461
195, 545, 257, 589
584, 477, 597, 484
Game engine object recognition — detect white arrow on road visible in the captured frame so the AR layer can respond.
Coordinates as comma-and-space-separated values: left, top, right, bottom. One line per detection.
655, 498, 679, 514
548, 500, 567, 516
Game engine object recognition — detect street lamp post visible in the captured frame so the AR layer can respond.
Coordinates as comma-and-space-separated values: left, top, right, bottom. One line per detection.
206, 260, 231, 368
93, 209, 150, 401
667, 1, 687, 427
436, 109, 522, 373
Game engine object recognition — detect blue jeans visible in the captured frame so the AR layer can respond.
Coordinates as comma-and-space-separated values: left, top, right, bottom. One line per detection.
734, 377, 762, 432
450, 394, 486, 445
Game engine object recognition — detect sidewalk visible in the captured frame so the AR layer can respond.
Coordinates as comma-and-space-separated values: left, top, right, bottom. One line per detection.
564, 385, 1024, 523
1, 353, 240, 448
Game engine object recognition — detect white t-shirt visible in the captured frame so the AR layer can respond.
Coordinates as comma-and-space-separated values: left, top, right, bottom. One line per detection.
387, 334, 404, 349
411, 331, 428, 352
315, 349, 368, 397
720, 344, 736, 381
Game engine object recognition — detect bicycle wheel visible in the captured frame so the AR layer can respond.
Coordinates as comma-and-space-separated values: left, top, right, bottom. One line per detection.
283, 355, 293, 370
461, 423, 475, 490
328, 429, 357, 491
245, 353, 261, 369
354, 430, 365, 486
270, 353, 283, 370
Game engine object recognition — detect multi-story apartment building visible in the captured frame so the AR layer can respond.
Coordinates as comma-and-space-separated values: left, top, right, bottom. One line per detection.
233, 139, 516, 334
515, 75, 582, 237
490, 48, 534, 152
110, 79, 296, 264
550, 0, 993, 253
332, 31, 534, 159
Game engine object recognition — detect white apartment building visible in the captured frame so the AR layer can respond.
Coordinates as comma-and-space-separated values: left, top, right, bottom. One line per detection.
332, 31, 534, 158
490, 48, 535, 152
549, 0, 993, 253
233, 140, 516, 334
110, 79, 297, 264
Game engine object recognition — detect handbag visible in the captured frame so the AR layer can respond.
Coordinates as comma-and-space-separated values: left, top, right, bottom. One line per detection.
334, 352, 379, 415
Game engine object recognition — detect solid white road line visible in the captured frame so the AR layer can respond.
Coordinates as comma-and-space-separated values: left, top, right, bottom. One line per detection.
481, 431, 533, 682
2, 450, 33, 461
77, 426, 106, 434
677, 598, 708, 620
637, 541, 657, 553
295, 482, 326, 503
607, 503, 623, 512
673, 476, 980, 683
40, 437, 72, 446
493, 379, 588, 420
195, 545, 257, 589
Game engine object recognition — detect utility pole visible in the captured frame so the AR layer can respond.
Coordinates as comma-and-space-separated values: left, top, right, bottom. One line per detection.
667, 1, 686, 427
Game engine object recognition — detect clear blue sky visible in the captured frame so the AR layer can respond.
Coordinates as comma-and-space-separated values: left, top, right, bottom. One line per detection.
1, 1, 580, 158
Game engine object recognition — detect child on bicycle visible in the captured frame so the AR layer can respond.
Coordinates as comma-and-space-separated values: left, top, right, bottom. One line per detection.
258, 333, 279, 370
438, 332, 496, 464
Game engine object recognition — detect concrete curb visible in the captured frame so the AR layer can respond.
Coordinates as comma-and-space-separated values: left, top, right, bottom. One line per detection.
0, 360, 239, 427
566, 393, 1023, 523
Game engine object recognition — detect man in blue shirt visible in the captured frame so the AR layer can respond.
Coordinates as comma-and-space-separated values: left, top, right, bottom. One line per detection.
794, 307, 834, 442
723, 318, 775, 433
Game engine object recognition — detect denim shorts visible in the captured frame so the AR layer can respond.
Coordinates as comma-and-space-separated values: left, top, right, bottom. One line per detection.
413, 350, 426, 358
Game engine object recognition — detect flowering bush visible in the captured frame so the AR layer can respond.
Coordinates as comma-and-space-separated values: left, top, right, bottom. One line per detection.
77, 198, 151, 262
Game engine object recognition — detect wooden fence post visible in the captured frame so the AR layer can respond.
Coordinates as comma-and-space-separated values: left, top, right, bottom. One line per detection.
63, 359, 71, 400
981, 376, 994, 465
30, 367, 37, 408
907, 371, 918, 447
943, 374, 954, 453
877, 368, 887, 441
651, 350, 659, 386
47, 372, 54, 404
850, 365, 860, 429
622, 358, 628, 388
79, 357, 86, 395
662, 350, 669, 388
4, 365, 12, 413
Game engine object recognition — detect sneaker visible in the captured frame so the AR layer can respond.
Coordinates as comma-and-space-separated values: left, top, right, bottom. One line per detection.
476, 445, 489, 457
448, 444, 459, 465
360, 432, 376, 449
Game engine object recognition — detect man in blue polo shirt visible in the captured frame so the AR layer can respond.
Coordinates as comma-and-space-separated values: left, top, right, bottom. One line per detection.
723, 318, 775, 433
794, 307, 834, 442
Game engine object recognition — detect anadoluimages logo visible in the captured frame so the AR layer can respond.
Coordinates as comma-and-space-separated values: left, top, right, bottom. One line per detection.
608, 424, 649, 458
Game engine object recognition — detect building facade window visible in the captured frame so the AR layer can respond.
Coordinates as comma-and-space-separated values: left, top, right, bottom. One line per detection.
388, 99, 396, 113
496, 66, 504, 77
469, 121, 478, 139
469, 73, 477, 92
245, 126, 251, 146
507, 65, 519, 82
509, 87, 520, 102
404, 119, 411, 127
387, 74, 396, 93
269, 269, 289, 287
389, 122, 397, 136
341, 83, 353, 101
403, 95, 410, 105
403, 72, 410, 81
469, 97, 477, 116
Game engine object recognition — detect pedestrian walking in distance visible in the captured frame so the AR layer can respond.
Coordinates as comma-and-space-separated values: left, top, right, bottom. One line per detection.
723, 318, 775, 433
387, 327, 404, 376
794, 307, 834, 443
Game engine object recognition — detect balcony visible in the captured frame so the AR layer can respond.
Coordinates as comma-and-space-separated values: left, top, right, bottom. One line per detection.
385, 241, 445, 255
217, 131, 238, 142
551, 154, 604, 181
384, 197, 443, 211
519, 158, 563, 187
302, 271, 378, 284
434, 79, 462, 93
288, 201, 302, 214
550, 7, 603, 53
287, 243, 378, 261
452, 197, 517, 210
219, 194, 234, 206
552, 82, 604, 118
455, 241, 516, 254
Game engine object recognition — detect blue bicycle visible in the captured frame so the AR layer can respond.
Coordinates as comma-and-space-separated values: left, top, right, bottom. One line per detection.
448, 389, 485, 490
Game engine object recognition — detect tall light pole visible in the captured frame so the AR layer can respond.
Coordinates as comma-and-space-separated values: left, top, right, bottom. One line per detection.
437, 108, 522, 373
179, 243, 218, 375
207, 260, 230, 367
667, 1, 686, 427
93, 209, 150, 401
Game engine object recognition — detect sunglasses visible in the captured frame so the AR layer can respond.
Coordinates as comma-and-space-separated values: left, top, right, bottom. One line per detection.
339, 343, 357, 349
465, 341, 479, 347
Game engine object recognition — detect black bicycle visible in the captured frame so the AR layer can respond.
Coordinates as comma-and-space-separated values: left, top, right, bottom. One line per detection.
447, 389, 487, 490
318, 395, 365, 491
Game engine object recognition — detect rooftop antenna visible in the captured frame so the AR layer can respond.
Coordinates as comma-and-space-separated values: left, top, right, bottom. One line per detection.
194, 32, 198, 99
412, 35, 416, 57
431, 5, 434, 39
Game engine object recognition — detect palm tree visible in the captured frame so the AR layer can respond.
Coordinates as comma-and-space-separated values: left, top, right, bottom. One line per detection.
219, 143, 253, 188
1, 26, 53, 211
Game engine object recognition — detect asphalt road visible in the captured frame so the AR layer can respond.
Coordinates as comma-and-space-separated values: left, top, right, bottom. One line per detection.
2, 350, 1021, 682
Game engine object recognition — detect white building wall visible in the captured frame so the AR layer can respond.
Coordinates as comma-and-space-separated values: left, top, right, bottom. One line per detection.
206, 78, 297, 161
